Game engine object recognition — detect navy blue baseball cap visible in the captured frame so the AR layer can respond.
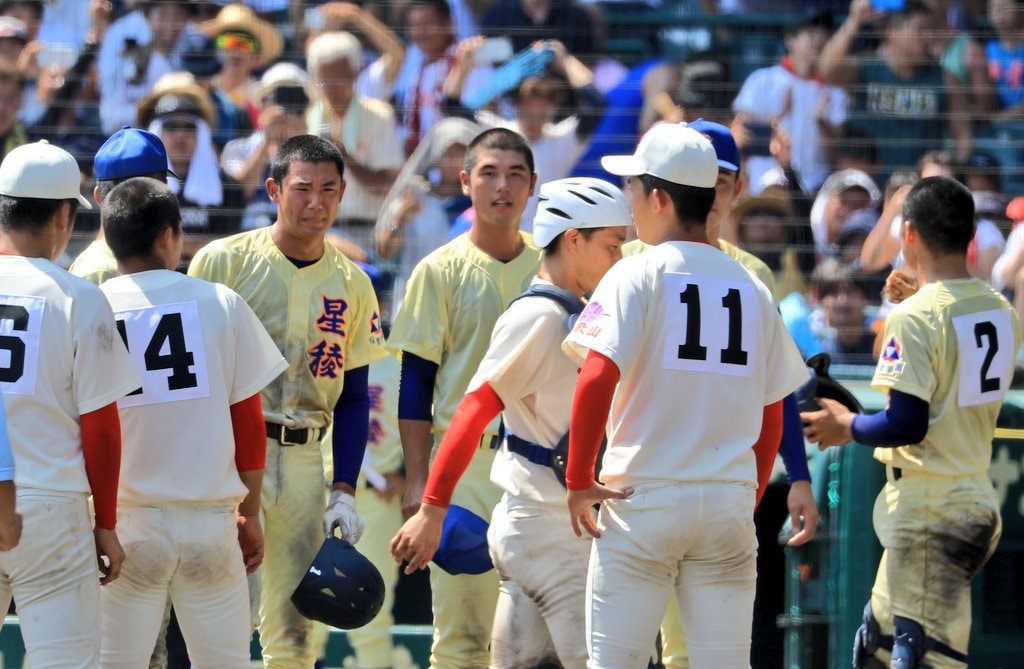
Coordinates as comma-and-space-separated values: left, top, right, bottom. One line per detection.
94, 126, 180, 181
688, 118, 740, 173
432, 505, 493, 576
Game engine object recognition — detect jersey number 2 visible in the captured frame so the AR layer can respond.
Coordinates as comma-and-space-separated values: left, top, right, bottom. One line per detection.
974, 321, 999, 393
116, 312, 198, 393
677, 284, 749, 365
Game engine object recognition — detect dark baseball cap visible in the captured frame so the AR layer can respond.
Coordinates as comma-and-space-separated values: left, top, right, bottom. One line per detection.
688, 118, 740, 173
94, 126, 180, 181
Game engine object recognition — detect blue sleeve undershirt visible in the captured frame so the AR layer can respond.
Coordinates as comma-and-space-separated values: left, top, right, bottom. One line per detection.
850, 389, 930, 447
779, 393, 810, 483
331, 365, 369, 487
398, 352, 438, 421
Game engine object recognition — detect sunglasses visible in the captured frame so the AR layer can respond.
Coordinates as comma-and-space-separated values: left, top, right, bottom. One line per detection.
216, 32, 260, 54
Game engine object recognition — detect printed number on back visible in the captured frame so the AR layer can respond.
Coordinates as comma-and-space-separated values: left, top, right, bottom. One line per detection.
115, 302, 210, 408
0, 295, 45, 396
953, 308, 1015, 407
662, 273, 759, 377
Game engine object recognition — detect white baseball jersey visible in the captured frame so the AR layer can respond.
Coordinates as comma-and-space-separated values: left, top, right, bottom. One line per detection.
0, 256, 138, 493
563, 242, 807, 488
100, 270, 287, 505
468, 279, 577, 507
0, 394, 13, 482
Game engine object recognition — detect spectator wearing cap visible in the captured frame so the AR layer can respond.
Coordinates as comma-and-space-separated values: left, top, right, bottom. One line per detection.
175, 31, 252, 151
306, 31, 403, 253
137, 71, 245, 261
732, 13, 847, 195
96, 1, 194, 134
199, 3, 283, 128
69, 126, 177, 285
818, 0, 971, 182
809, 168, 880, 261
728, 189, 807, 300
220, 62, 310, 231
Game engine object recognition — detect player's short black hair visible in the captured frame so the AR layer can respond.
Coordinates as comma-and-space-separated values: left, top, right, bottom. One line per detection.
637, 173, 716, 228
102, 177, 181, 261
902, 175, 975, 255
96, 171, 168, 204
271, 134, 345, 185
0, 195, 78, 234
464, 128, 535, 176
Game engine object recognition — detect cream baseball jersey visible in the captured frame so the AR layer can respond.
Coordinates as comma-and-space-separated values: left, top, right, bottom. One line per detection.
101, 270, 288, 504
188, 227, 387, 427
622, 238, 776, 295
563, 242, 806, 488
872, 278, 1022, 477
365, 355, 403, 476
0, 256, 139, 492
468, 279, 578, 506
387, 232, 541, 436
69, 240, 118, 286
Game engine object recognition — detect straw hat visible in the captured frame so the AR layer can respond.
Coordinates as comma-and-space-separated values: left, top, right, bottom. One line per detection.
730, 188, 795, 223
198, 3, 284, 68
136, 71, 217, 130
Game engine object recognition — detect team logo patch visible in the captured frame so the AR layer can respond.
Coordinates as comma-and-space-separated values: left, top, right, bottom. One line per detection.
877, 336, 906, 374
572, 300, 605, 338
369, 311, 383, 344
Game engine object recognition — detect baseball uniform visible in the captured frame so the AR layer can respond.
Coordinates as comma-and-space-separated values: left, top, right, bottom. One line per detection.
622, 237, 776, 295
69, 239, 119, 285
97, 269, 286, 669
563, 241, 807, 669
188, 227, 387, 669
863, 278, 1020, 668
0, 255, 139, 668
346, 355, 405, 669
387, 232, 541, 669
0, 394, 12, 483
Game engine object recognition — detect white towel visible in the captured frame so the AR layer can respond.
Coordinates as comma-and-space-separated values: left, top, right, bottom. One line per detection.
149, 115, 224, 207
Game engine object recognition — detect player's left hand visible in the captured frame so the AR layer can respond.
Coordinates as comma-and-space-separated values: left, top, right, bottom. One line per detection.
94, 528, 125, 585
324, 489, 365, 544
801, 397, 856, 449
236, 514, 264, 574
566, 483, 633, 539
785, 480, 818, 546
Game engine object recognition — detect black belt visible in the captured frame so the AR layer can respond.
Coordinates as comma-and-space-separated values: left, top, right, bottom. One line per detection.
504, 433, 554, 466
266, 422, 318, 445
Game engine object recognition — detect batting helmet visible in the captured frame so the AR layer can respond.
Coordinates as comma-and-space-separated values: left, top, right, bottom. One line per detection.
797, 353, 864, 414
532, 178, 632, 248
291, 537, 385, 630
432, 505, 493, 576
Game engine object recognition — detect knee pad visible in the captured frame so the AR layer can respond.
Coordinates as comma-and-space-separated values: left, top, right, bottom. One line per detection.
853, 602, 892, 668
892, 615, 967, 669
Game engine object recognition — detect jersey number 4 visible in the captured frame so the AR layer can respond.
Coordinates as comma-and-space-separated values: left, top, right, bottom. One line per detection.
115, 302, 211, 408
663, 274, 759, 377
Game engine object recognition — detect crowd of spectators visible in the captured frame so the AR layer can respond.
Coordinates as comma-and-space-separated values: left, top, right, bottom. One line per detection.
6, 0, 1024, 357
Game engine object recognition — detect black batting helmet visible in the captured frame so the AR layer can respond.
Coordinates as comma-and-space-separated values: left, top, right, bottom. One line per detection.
291, 537, 385, 630
797, 353, 864, 414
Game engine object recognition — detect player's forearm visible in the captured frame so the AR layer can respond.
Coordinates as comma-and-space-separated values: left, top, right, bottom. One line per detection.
399, 419, 433, 487
237, 469, 263, 518
80, 402, 122, 530
566, 351, 619, 491
422, 383, 504, 508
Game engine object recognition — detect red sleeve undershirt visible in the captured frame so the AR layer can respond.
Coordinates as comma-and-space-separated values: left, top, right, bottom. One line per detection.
566, 351, 620, 491
752, 400, 783, 509
231, 393, 266, 472
421, 382, 505, 508
80, 403, 121, 531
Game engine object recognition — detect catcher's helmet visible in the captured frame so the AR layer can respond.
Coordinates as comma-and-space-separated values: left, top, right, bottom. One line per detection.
797, 353, 864, 413
432, 504, 493, 576
291, 538, 385, 630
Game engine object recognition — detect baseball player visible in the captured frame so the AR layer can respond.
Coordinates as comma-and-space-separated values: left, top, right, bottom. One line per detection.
69, 126, 178, 285
562, 122, 808, 668
386, 127, 542, 669
0, 140, 139, 667
0, 396, 21, 551
96, 177, 287, 668
802, 176, 1021, 669
622, 119, 817, 669
391, 177, 632, 669
188, 134, 386, 668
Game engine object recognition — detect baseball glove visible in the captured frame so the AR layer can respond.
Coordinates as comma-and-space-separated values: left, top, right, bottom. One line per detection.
796, 353, 864, 414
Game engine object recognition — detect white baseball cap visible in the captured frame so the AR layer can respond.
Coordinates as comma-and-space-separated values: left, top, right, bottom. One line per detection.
601, 122, 718, 189
0, 141, 91, 209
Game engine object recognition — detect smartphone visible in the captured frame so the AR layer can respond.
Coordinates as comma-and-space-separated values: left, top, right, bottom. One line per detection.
744, 122, 773, 158
473, 37, 513, 65
871, 0, 906, 11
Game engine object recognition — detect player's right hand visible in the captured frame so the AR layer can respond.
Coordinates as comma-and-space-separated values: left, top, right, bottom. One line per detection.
0, 511, 22, 551
236, 514, 264, 574
566, 483, 634, 539
94, 528, 125, 585
389, 503, 445, 575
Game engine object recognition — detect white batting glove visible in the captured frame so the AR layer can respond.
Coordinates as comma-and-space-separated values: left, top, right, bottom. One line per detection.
323, 490, 364, 544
